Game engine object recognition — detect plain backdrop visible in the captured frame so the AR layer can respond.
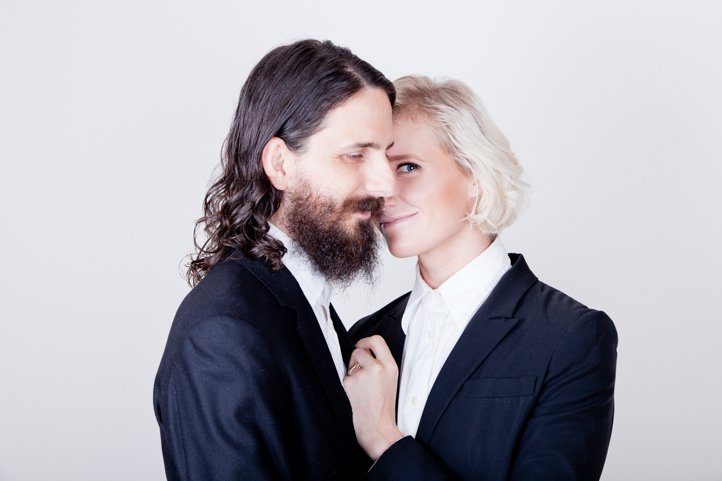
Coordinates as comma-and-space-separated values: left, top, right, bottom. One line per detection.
1, 1, 721, 480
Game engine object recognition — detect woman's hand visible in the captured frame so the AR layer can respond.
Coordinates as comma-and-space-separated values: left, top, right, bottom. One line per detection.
342, 335, 404, 461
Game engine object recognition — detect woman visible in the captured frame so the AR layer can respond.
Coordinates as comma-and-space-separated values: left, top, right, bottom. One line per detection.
342, 76, 617, 481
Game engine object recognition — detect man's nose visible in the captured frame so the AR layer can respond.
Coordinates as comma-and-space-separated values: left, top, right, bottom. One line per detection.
364, 153, 395, 197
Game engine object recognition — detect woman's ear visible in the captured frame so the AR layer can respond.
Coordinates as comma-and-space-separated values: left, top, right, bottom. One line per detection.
261, 137, 289, 190
468, 176, 481, 199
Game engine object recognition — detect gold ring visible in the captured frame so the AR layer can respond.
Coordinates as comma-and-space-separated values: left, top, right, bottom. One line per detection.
348, 362, 362, 375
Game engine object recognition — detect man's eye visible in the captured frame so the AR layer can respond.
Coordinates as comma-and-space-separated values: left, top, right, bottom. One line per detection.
345, 152, 364, 161
397, 163, 419, 173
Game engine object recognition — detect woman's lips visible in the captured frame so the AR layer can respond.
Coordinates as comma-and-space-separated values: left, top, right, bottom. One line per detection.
380, 212, 417, 230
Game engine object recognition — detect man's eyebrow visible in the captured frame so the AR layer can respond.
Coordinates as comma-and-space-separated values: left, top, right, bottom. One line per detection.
343, 141, 387, 150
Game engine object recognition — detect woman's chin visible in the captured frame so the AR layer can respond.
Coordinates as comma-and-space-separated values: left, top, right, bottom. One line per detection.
385, 240, 420, 259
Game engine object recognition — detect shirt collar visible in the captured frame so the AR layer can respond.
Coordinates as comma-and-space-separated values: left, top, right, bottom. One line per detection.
402, 239, 511, 334
268, 223, 331, 308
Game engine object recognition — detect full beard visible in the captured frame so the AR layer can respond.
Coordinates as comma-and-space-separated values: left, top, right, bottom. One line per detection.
280, 183, 384, 287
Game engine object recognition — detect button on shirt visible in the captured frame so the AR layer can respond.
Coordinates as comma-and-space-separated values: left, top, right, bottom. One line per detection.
397, 239, 512, 437
268, 224, 346, 383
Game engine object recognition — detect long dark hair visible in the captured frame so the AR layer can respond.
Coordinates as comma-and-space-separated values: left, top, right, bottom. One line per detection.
187, 39, 395, 286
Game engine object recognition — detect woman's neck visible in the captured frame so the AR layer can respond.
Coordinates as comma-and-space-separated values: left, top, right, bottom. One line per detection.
418, 225, 494, 289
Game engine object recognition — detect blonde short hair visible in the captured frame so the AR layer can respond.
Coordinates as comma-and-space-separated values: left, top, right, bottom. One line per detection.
393, 75, 528, 234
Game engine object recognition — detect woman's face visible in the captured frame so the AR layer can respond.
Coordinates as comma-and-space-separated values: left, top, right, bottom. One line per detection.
381, 116, 477, 259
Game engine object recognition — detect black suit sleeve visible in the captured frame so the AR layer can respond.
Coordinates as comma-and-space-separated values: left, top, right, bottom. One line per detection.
509, 310, 617, 481
154, 315, 295, 481
369, 310, 618, 481
369, 436, 455, 481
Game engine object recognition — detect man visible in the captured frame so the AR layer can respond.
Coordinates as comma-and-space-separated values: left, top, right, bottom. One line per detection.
153, 39, 396, 480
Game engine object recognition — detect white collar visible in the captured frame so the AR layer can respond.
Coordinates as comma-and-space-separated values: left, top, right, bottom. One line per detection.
268, 223, 331, 308
402, 239, 511, 333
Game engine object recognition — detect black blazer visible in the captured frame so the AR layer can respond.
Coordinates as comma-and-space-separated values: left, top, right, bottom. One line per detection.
351, 254, 617, 481
153, 254, 368, 481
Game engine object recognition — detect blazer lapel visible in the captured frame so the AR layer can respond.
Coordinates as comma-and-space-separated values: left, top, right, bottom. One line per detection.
415, 254, 538, 443
415, 314, 519, 442
294, 305, 357, 448
240, 256, 357, 448
329, 304, 354, 365
372, 298, 409, 415
377, 308, 408, 368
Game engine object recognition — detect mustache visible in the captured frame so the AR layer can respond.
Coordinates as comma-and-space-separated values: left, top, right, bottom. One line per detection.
339, 196, 385, 216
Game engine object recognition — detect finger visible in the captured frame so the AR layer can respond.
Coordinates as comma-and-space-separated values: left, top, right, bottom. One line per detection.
350, 347, 376, 369
347, 362, 361, 374
355, 335, 395, 366
348, 346, 370, 367
347, 351, 360, 371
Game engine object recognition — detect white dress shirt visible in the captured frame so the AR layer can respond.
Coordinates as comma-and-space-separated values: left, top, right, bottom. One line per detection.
397, 239, 512, 437
268, 224, 346, 383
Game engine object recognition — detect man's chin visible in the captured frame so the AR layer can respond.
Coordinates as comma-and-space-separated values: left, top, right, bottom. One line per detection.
281, 184, 383, 285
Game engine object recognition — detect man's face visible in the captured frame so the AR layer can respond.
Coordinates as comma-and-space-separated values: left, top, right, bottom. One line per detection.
274, 87, 395, 284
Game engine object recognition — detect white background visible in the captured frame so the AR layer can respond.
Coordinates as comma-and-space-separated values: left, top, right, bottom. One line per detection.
1, 1, 721, 480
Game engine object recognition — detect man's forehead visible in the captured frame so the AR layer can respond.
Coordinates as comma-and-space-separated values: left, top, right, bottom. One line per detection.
307, 89, 393, 147
313, 112, 394, 148
313, 132, 394, 152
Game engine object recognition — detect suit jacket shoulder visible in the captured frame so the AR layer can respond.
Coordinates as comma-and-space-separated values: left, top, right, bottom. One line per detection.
157, 255, 297, 376
515, 278, 618, 366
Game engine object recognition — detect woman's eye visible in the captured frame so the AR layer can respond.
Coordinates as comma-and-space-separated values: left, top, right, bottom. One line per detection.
345, 152, 364, 161
397, 162, 419, 173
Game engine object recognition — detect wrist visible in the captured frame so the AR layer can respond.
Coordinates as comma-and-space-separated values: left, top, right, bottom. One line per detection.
366, 428, 404, 461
